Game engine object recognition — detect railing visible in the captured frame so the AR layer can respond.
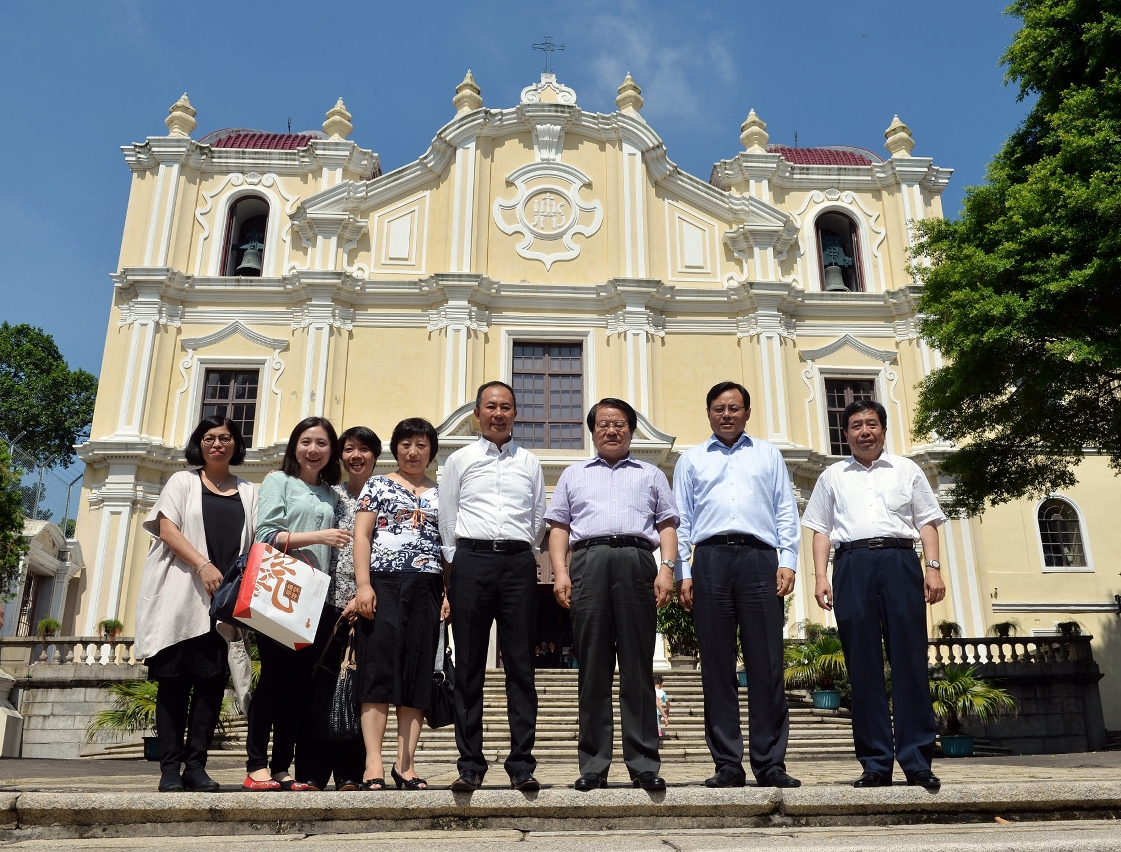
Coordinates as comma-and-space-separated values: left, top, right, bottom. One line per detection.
0, 636, 140, 668
927, 635, 1094, 667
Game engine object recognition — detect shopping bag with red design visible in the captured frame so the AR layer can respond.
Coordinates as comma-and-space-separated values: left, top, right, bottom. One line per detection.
230, 541, 329, 649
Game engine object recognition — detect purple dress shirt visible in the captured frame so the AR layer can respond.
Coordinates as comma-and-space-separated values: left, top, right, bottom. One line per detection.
545, 455, 680, 547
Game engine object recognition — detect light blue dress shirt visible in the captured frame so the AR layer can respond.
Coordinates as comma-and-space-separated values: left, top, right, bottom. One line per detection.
672, 433, 801, 580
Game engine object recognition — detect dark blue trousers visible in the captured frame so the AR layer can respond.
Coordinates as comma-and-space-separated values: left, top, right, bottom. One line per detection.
833, 547, 936, 778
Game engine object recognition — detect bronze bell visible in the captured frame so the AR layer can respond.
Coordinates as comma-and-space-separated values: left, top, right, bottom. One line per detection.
824, 264, 849, 291
236, 247, 263, 275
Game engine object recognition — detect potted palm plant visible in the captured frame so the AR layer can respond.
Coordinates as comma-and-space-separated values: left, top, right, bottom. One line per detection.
1056, 620, 1083, 638
35, 617, 61, 639
929, 663, 1016, 757
934, 620, 963, 639
987, 619, 1021, 638
657, 596, 698, 669
97, 618, 124, 641
784, 629, 847, 710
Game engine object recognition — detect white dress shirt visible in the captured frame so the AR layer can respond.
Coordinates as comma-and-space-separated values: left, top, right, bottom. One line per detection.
801, 452, 947, 545
673, 433, 801, 580
438, 435, 546, 562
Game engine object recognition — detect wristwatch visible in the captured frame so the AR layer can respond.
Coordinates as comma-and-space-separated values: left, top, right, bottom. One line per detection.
926, 560, 941, 570
661, 558, 676, 570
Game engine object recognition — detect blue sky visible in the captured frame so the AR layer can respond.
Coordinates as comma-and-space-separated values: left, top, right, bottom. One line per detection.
0, 1, 1028, 376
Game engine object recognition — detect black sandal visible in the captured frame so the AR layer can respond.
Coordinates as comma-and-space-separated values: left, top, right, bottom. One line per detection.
360, 778, 385, 791
392, 764, 427, 790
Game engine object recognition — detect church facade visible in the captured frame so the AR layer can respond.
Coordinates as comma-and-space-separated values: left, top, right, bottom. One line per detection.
67, 72, 1119, 724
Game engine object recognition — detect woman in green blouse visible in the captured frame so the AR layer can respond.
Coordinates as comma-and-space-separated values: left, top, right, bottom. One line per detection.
243, 416, 350, 791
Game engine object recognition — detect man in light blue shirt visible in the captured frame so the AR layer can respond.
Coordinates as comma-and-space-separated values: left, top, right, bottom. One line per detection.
673, 381, 801, 789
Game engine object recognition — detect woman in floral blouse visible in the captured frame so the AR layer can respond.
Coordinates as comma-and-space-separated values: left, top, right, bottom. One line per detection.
352, 418, 449, 790
294, 425, 381, 791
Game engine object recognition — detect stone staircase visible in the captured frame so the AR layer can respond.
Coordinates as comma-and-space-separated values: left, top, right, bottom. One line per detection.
93, 669, 856, 762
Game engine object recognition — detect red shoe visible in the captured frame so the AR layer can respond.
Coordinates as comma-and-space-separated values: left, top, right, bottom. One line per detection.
241, 776, 282, 791
279, 779, 313, 791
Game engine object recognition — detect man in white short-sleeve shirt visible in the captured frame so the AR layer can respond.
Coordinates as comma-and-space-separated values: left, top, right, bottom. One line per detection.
802, 400, 946, 790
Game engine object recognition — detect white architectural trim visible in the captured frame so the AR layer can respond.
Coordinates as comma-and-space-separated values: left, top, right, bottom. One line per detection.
806, 364, 896, 457
180, 321, 290, 351
957, 518, 986, 636
993, 601, 1120, 614
799, 334, 897, 363
182, 355, 283, 449
195, 173, 301, 277
1033, 494, 1095, 573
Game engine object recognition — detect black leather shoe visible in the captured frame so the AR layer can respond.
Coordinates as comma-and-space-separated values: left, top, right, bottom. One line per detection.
510, 770, 540, 791
704, 767, 746, 788
181, 768, 220, 793
632, 771, 666, 791
450, 770, 483, 791
574, 772, 608, 791
907, 769, 941, 790
853, 771, 892, 788
758, 769, 801, 788
158, 769, 184, 793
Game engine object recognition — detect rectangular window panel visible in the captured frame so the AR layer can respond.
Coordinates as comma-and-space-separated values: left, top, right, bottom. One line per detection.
201, 369, 260, 447
512, 342, 584, 450
824, 378, 876, 456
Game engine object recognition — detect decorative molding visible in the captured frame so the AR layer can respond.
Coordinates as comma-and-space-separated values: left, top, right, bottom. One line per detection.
520, 73, 577, 106
798, 333, 897, 362
292, 302, 354, 330
493, 162, 603, 270
427, 304, 491, 333
992, 601, 1119, 614
180, 320, 290, 351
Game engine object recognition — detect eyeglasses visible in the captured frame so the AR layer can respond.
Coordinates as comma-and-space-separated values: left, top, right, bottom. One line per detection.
594, 421, 630, 432
201, 434, 234, 445
709, 405, 744, 415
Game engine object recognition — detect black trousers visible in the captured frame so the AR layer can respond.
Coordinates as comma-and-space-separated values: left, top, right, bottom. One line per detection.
155, 671, 226, 775
448, 547, 538, 777
570, 545, 660, 778
294, 604, 365, 788
245, 632, 315, 774
833, 547, 936, 778
692, 542, 789, 782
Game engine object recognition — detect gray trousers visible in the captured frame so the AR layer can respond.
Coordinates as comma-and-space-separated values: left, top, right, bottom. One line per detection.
570, 544, 660, 778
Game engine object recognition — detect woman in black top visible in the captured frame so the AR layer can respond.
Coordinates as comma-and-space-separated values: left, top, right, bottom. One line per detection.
134, 417, 257, 792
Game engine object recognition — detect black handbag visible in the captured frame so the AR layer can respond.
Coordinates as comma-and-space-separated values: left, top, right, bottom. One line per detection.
309, 618, 361, 741
425, 619, 455, 729
209, 551, 249, 627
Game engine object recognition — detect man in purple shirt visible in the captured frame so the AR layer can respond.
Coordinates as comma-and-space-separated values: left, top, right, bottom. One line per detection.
547, 397, 679, 791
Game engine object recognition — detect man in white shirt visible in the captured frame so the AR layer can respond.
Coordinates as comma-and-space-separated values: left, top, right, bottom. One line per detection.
802, 400, 947, 790
439, 381, 546, 792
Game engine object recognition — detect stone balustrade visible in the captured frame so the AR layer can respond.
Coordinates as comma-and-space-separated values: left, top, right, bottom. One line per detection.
0, 636, 140, 676
927, 635, 1094, 668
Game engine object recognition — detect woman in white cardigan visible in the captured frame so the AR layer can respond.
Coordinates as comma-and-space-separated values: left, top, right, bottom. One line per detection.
134, 416, 258, 793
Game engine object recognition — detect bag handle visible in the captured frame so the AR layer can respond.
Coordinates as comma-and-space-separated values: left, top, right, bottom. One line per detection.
311, 615, 347, 674
434, 619, 447, 674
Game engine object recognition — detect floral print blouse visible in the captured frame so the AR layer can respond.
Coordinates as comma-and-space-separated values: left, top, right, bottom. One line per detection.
356, 476, 442, 574
329, 481, 366, 608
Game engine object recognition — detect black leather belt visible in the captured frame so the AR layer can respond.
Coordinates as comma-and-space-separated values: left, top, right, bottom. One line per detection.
696, 533, 771, 549
572, 535, 655, 552
456, 538, 532, 554
835, 537, 914, 553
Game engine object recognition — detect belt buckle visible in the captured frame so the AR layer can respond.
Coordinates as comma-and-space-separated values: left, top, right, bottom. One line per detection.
492, 540, 500, 552
609, 535, 622, 547
868, 537, 885, 549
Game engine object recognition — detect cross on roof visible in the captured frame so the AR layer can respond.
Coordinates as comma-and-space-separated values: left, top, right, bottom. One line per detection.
532, 35, 565, 74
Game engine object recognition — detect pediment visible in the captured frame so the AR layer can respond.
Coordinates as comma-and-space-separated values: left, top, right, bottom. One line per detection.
798, 334, 897, 363
180, 321, 289, 352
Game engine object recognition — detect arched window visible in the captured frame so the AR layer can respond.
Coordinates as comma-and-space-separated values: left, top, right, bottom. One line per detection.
221, 195, 269, 276
816, 211, 864, 292
1037, 498, 1088, 568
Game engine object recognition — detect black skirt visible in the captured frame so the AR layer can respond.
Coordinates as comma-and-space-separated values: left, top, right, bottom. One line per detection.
355, 572, 441, 709
146, 629, 228, 681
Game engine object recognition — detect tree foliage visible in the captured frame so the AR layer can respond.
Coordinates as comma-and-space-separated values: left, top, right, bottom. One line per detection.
912, 1, 1121, 514
0, 322, 98, 468
0, 441, 28, 598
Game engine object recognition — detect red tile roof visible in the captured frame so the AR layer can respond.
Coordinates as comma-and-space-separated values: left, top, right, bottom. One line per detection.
211, 132, 315, 150
768, 145, 875, 166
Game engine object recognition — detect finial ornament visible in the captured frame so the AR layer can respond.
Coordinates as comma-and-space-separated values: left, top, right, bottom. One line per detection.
165, 93, 197, 138
884, 115, 915, 157
616, 72, 644, 116
739, 109, 768, 152
323, 98, 353, 140
453, 69, 483, 115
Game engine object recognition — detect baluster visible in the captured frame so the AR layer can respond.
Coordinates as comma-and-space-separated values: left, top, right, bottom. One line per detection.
36, 643, 47, 664
98, 643, 110, 665
85, 642, 97, 665
113, 644, 124, 665
126, 643, 137, 665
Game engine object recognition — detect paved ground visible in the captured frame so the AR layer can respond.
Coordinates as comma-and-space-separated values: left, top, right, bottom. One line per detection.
0, 821, 1119, 851
2, 752, 1120, 793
